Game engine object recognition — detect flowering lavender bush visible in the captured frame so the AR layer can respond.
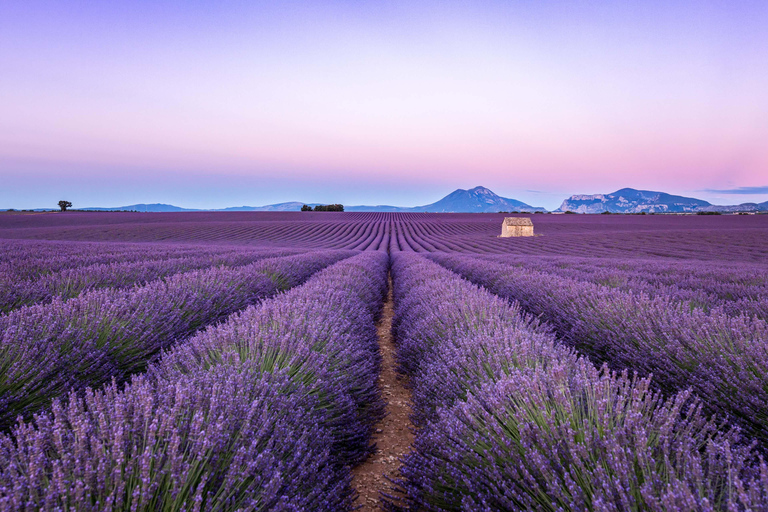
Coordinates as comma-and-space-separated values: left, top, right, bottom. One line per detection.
0, 248, 296, 313
431, 253, 768, 444
388, 253, 768, 511
0, 240, 257, 280
154, 251, 389, 465
477, 253, 768, 319
403, 366, 768, 511
0, 251, 388, 510
0, 250, 352, 429
0, 366, 353, 511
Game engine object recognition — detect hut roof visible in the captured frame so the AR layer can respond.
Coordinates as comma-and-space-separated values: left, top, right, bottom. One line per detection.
503, 217, 533, 226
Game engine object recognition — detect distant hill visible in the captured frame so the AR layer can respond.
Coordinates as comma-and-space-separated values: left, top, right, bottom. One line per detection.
218, 202, 321, 212
344, 204, 410, 212
81, 202, 321, 212
80, 187, 545, 213
557, 188, 766, 213
82, 203, 197, 212
411, 186, 545, 213
348, 186, 545, 213
696, 201, 768, 213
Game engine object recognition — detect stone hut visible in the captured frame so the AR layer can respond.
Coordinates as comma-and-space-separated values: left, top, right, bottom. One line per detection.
500, 217, 534, 237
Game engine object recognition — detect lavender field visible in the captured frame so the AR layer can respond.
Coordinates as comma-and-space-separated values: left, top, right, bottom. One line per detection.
1, 211, 767, 511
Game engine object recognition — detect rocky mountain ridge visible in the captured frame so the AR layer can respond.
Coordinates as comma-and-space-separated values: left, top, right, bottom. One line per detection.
557, 188, 768, 213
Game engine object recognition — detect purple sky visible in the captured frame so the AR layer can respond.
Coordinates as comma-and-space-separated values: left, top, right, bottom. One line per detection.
1, 1, 767, 210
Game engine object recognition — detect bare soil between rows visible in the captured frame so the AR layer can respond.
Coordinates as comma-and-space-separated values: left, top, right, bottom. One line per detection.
352, 276, 414, 511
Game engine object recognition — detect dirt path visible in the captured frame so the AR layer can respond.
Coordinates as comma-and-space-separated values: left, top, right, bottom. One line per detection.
352, 275, 414, 511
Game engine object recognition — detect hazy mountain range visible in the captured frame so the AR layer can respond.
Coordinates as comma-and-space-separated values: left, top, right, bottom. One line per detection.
82, 201, 324, 213
14, 186, 768, 213
76, 186, 546, 213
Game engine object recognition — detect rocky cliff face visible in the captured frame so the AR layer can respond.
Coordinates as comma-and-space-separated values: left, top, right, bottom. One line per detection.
557, 188, 712, 213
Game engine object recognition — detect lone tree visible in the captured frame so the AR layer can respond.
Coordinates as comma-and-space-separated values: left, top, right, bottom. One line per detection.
301, 204, 312, 211
58, 200, 72, 212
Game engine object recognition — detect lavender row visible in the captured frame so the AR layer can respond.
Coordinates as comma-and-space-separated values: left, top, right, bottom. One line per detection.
389, 254, 768, 511
479, 254, 768, 318
0, 239, 266, 279
0, 251, 388, 510
481, 254, 768, 300
0, 250, 353, 430
154, 250, 389, 465
430, 253, 768, 444
0, 248, 297, 313
0, 239, 157, 267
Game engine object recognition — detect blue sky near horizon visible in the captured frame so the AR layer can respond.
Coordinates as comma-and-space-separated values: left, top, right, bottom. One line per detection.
1, 0, 767, 210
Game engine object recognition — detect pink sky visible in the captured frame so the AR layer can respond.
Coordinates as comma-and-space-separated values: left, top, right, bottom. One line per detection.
1, 1, 767, 210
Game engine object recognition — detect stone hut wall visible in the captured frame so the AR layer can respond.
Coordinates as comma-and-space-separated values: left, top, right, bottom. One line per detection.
500, 224, 534, 237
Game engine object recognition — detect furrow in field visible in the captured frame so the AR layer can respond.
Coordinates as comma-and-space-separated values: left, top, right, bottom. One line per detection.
352, 274, 414, 511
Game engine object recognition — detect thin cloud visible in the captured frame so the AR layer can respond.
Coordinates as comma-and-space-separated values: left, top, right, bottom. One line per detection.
703, 186, 768, 195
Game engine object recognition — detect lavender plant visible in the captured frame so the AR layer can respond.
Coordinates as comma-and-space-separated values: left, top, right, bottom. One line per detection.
0, 250, 352, 429
0, 240, 258, 279
154, 251, 389, 465
478, 254, 768, 319
0, 366, 353, 511
431, 253, 768, 444
388, 253, 768, 511
0, 251, 388, 510
0, 248, 296, 313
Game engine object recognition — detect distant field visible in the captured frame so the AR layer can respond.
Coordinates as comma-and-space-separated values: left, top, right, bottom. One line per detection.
1, 211, 767, 262
1, 212, 767, 510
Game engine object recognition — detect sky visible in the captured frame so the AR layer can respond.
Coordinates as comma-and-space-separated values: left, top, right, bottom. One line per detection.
1, 0, 767, 210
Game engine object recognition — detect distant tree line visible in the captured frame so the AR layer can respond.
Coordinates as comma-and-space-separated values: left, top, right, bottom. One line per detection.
301, 204, 344, 212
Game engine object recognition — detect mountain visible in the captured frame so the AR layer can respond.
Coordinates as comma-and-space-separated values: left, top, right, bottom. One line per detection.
557, 188, 710, 213
558, 188, 710, 213
82, 202, 319, 212
344, 205, 409, 212
83, 203, 197, 212
218, 202, 320, 212
347, 187, 545, 213
696, 202, 768, 213
411, 186, 545, 213
557, 188, 768, 213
